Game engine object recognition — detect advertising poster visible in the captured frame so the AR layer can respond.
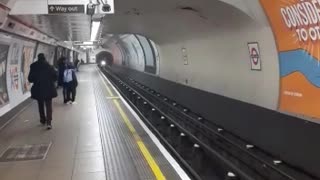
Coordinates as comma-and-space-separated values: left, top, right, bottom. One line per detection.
260, 0, 320, 118
20, 46, 34, 94
0, 43, 10, 108
10, 66, 19, 91
10, 43, 19, 65
9, 43, 20, 91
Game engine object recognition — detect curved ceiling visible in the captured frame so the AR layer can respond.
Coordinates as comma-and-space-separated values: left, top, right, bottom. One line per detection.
7, 0, 268, 43
100, 0, 266, 44
12, 14, 91, 41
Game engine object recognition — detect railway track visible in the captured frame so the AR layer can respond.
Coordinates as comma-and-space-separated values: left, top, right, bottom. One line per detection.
100, 67, 316, 180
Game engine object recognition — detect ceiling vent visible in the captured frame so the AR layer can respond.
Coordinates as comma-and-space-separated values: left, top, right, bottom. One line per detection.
180, 6, 198, 13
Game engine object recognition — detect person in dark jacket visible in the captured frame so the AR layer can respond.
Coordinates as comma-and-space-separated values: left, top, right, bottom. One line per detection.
28, 53, 57, 130
57, 57, 68, 103
57, 57, 66, 87
63, 63, 78, 104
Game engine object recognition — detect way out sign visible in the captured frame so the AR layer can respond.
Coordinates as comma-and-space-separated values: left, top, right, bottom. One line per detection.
48, 5, 85, 14
248, 42, 261, 71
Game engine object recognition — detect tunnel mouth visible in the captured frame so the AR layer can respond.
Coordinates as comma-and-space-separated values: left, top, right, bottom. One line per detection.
96, 51, 114, 66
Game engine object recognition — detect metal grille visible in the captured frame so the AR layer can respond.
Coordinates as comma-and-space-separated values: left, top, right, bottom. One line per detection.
0, 143, 51, 162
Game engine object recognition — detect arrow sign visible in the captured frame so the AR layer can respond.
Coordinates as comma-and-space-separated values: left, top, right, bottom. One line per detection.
48, 5, 85, 14
49, 6, 55, 11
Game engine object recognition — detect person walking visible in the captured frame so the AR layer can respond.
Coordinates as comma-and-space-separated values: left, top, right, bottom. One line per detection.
28, 53, 57, 130
57, 57, 66, 88
63, 63, 78, 104
74, 58, 80, 72
57, 57, 68, 103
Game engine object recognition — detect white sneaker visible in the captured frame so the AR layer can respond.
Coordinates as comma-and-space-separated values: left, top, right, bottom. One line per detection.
68, 101, 72, 104
72, 101, 77, 105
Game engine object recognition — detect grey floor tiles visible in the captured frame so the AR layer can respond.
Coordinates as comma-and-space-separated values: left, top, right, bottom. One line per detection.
0, 65, 183, 180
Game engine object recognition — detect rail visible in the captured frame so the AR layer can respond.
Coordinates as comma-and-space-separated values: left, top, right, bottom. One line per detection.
100, 67, 316, 180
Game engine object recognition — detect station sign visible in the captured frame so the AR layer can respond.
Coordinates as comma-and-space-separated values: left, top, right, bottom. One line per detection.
247, 42, 261, 71
48, 0, 87, 14
48, 4, 85, 14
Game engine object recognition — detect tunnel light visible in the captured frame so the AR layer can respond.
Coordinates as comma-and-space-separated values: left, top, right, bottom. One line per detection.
91, 21, 101, 41
100, 60, 106, 66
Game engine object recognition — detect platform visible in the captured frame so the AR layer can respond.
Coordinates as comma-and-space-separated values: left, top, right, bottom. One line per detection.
0, 65, 187, 180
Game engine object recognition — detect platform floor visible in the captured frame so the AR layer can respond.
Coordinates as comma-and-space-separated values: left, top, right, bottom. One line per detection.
0, 65, 186, 180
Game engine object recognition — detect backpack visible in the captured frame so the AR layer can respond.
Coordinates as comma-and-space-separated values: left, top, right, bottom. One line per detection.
63, 69, 73, 83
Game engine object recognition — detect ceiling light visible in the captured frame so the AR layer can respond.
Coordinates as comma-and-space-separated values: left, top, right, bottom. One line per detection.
83, 41, 94, 45
90, 21, 101, 41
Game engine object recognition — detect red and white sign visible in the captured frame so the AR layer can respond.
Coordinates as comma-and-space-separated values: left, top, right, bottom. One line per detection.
248, 42, 261, 70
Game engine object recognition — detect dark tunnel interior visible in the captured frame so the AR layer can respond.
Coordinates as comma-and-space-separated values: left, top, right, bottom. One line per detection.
96, 51, 114, 66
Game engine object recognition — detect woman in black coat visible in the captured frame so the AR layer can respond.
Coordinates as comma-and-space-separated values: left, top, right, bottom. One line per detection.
57, 57, 68, 103
57, 57, 66, 87
28, 53, 57, 130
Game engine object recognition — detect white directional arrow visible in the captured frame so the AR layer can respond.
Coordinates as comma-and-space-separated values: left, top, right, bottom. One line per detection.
49, 6, 55, 11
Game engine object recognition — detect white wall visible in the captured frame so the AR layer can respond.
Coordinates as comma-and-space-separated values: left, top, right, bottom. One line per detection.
150, 40, 160, 75
110, 43, 123, 66
122, 35, 145, 72
35, 43, 55, 65
78, 52, 87, 63
102, 0, 280, 110
107, 19, 280, 110
158, 24, 279, 110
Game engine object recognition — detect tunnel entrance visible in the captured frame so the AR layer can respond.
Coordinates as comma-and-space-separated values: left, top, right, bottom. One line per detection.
96, 51, 114, 66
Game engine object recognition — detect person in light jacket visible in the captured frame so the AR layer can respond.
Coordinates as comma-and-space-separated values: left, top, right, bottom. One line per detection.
63, 63, 78, 104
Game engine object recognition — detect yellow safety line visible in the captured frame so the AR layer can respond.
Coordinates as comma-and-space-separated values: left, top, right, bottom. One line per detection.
98, 71, 166, 180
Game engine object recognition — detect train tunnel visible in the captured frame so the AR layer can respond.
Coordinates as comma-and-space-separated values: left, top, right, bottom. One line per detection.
96, 51, 113, 66
0, 0, 319, 180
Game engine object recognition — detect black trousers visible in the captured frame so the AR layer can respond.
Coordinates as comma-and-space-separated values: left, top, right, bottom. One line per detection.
66, 83, 76, 102
37, 99, 52, 124
76, 64, 80, 72
63, 85, 67, 103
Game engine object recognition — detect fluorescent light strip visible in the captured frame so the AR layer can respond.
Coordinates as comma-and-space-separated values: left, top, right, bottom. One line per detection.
83, 41, 94, 45
91, 21, 101, 41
